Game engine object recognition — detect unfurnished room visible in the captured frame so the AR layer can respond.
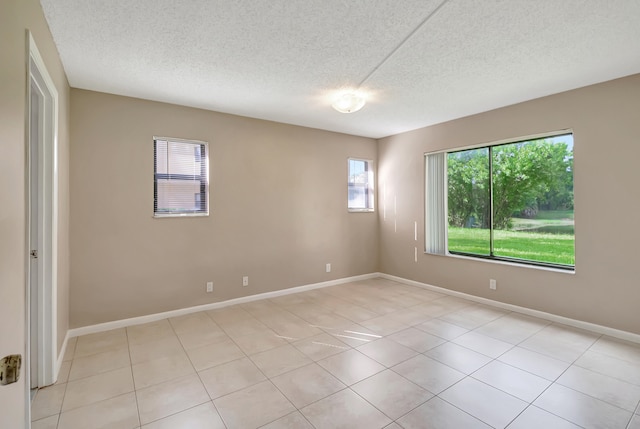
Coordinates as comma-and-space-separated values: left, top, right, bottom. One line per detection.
2, 1, 640, 428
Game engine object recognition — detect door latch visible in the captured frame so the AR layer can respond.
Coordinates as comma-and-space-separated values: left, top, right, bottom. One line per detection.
30, 249, 38, 259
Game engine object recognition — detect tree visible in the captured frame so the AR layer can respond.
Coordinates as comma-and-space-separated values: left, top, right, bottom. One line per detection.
492, 140, 572, 229
447, 139, 573, 230
538, 148, 574, 211
447, 148, 489, 227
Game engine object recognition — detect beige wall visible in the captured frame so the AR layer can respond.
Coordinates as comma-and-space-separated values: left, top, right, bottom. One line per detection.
0, 3, 635, 422
69, 89, 378, 327
378, 74, 640, 335
70, 76, 640, 336
0, 0, 70, 426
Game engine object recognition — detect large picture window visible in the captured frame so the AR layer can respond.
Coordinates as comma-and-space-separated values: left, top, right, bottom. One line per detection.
426, 132, 574, 269
154, 137, 209, 217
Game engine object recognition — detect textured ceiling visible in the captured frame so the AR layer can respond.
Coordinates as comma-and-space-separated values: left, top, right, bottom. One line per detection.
40, 0, 640, 138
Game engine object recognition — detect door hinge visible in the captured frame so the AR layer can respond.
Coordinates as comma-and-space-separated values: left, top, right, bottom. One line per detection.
30, 249, 38, 259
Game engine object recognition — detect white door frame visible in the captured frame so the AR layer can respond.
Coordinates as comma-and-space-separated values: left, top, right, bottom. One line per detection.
26, 31, 58, 392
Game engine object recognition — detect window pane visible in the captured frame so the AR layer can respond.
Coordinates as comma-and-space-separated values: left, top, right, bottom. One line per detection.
492, 135, 574, 265
349, 159, 367, 184
348, 185, 367, 209
154, 139, 208, 216
348, 158, 373, 210
156, 179, 202, 212
447, 148, 490, 256
167, 141, 202, 175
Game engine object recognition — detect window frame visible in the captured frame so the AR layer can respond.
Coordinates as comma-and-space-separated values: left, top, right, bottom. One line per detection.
348, 157, 375, 212
425, 130, 575, 271
153, 136, 209, 218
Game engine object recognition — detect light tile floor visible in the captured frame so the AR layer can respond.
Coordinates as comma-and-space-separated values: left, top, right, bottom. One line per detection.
31, 278, 640, 428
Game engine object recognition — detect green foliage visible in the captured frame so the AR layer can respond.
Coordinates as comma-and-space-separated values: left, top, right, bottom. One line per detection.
447, 138, 574, 230
447, 148, 489, 228
538, 152, 574, 211
492, 140, 572, 229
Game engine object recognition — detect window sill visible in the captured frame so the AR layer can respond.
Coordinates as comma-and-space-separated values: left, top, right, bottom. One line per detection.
426, 251, 575, 274
348, 208, 375, 213
153, 212, 209, 218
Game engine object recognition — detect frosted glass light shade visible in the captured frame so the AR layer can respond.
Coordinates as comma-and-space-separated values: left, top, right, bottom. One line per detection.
332, 92, 366, 113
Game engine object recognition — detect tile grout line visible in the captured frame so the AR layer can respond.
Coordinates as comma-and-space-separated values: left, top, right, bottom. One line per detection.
501, 328, 604, 428
238, 284, 437, 426
47, 332, 133, 427
124, 326, 143, 429
347, 365, 435, 426
429, 392, 494, 428
207, 313, 270, 429
332, 287, 506, 426
206, 308, 304, 429
165, 314, 225, 428
60, 280, 640, 429
518, 333, 603, 428
48, 336, 77, 428
422, 315, 518, 427
129, 319, 202, 427
625, 400, 640, 429
388, 307, 598, 428
355, 299, 501, 426
139, 296, 417, 427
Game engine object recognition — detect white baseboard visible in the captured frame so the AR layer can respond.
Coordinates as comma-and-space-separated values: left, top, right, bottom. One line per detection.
67, 272, 381, 338
66, 271, 640, 345
380, 273, 640, 344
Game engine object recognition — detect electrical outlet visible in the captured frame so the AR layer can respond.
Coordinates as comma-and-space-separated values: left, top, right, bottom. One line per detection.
242, 276, 249, 287
206, 282, 213, 293
326, 263, 331, 273
489, 279, 497, 290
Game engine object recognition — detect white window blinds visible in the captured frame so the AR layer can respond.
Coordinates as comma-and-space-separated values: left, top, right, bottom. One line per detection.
154, 138, 209, 217
425, 152, 446, 254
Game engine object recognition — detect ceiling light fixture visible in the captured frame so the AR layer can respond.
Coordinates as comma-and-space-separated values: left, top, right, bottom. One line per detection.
332, 92, 366, 113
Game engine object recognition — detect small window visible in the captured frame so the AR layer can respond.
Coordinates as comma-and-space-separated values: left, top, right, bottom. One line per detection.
348, 158, 374, 211
426, 132, 574, 270
154, 137, 209, 217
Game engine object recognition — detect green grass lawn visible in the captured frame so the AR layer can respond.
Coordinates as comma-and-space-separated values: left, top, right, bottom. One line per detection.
448, 227, 575, 266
